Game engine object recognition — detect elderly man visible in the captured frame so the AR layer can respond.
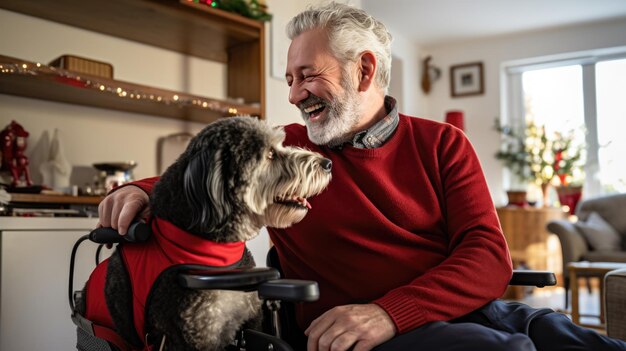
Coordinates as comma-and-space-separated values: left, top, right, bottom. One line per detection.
99, 2, 626, 351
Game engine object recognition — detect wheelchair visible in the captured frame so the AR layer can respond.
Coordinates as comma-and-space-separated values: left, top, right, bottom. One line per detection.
69, 223, 557, 351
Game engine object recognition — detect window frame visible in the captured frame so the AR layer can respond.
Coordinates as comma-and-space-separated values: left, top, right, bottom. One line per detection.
500, 46, 626, 198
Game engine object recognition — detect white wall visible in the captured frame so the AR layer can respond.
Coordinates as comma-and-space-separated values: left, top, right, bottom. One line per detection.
385, 25, 423, 117
419, 18, 626, 205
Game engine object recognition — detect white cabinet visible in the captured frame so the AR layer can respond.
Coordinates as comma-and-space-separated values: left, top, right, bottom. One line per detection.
0, 217, 269, 351
0, 217, 101, 351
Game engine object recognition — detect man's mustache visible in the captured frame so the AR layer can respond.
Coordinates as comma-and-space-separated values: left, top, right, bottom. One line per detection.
298, 95, 326, 111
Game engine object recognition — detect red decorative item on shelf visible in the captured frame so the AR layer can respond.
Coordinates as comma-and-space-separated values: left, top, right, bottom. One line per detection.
445, 110, 465, 131
0, 120, 33, 187
556, 186, 583, 215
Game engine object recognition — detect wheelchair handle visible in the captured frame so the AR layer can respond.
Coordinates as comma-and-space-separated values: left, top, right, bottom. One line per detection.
89, 221, 152, 243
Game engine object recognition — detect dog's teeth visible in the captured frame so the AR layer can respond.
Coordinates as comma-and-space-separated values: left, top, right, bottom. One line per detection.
296, 196, 312, 209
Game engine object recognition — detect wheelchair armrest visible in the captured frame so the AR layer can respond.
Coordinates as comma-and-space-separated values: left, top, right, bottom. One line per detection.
177, 267, 280, 291
241, 329, 293, 351
510, 270, 557, 287
258, 279, 319, 302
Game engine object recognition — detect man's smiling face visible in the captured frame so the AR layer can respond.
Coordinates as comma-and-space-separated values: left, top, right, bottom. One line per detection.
285, 28, 362, 147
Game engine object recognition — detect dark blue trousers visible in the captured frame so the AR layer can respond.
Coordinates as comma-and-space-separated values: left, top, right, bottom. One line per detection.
373, 300, 626, 351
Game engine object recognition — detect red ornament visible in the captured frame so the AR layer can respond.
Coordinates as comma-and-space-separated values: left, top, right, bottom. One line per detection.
0, 120, 33, 187
445, 110, 465, 131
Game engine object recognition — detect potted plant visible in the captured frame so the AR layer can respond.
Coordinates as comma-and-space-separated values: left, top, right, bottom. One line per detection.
493, 119, 534, 206
551, 132, 584, 214
494, 119, 584, 208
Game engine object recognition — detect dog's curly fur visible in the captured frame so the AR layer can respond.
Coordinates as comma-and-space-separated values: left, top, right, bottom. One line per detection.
80, 117, 331, 350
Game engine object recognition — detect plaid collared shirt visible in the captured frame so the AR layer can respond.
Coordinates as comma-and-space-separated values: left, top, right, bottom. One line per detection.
350, 96, 399, 149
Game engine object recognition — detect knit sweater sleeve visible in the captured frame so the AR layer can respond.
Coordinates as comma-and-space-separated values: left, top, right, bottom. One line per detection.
373, 126, 513, 333
111, 176, 160, 195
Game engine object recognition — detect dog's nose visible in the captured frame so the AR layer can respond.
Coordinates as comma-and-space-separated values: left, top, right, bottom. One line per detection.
320, 158, 332, 172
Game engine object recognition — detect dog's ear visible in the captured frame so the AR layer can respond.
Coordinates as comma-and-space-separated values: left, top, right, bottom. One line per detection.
183, 149, 233, 233
243, 176, 267, 215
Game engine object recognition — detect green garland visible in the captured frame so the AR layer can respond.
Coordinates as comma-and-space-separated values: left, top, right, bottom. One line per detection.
198, 0, 273, 21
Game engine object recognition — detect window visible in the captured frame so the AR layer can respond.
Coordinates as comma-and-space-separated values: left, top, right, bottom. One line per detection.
503, 48, 626, 199
596, 59, 626, 193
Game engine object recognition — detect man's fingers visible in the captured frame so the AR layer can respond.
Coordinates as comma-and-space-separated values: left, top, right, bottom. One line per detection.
306, 304, 396, 351
117, 201, 143, 235
306, 316, 338, 351
318, 328, 357, 350
329, 331, 359, 351
96, 185, 149, 235
110, 199, 123, 232
97, 197, 112, 228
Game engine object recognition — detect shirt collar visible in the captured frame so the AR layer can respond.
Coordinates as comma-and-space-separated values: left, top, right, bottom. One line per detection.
350, 96, 399, 149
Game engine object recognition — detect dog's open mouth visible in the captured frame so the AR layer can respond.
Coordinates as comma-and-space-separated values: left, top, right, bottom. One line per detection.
274, 195, 311, 210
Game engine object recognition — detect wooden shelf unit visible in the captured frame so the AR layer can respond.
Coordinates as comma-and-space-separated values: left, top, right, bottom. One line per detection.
0, 55, 259, 124
0, 0, 265, 121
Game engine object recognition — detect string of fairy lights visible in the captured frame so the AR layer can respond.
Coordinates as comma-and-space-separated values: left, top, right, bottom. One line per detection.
0, 60, 254, 116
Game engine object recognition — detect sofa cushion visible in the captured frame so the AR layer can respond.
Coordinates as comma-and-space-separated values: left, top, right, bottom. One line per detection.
577, 193, 626, 244
575, 212, 622, 251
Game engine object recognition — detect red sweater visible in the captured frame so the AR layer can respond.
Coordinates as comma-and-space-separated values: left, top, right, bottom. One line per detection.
131, 114, 512, 334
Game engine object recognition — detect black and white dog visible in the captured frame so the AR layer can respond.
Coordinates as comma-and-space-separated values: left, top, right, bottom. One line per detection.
78, 117, 331, 350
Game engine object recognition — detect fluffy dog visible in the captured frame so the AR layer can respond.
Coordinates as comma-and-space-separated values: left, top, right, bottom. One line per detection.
78, 117, 332, 350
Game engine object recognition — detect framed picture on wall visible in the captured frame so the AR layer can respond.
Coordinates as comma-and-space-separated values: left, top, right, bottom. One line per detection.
450, 62, 484, 97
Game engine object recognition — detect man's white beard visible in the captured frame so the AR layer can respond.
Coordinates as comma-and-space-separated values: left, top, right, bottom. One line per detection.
304, 79, 362, 147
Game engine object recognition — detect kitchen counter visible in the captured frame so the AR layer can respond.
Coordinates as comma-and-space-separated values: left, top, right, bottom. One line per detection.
8, 193, 103, 206
3, 193, 103, 218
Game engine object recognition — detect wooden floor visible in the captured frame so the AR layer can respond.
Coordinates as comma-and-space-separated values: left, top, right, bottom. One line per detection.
506, 285, 605, 333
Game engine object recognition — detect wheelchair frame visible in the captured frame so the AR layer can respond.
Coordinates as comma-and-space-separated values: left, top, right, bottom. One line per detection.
69, 224, 318, 351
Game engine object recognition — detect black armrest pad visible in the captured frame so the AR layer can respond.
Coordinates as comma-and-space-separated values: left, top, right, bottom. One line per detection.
510, 270, 557, 287
258, 279, 319, 302
242, 329, 292, 351
178, 267, 280, 291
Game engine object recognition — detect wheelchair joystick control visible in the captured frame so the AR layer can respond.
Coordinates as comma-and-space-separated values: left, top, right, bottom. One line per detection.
89, 221, 152, 243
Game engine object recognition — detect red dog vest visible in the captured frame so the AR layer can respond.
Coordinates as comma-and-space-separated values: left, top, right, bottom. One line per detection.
84, 217, 246, 349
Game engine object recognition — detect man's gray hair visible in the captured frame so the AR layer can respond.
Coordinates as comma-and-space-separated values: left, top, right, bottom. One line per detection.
286, 1, 393, 94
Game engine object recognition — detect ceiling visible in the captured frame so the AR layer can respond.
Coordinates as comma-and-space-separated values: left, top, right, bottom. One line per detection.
361, 0, 626, 46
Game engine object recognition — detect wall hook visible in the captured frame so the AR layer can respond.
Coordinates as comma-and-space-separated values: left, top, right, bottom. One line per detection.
421, 56, 441, 94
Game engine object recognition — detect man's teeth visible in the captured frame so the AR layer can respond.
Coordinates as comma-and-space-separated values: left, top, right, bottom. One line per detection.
304, 103, 323, 114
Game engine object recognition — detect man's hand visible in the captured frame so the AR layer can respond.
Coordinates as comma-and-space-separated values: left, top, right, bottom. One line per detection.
305, 304, 396, 351
97, 185, 150, 235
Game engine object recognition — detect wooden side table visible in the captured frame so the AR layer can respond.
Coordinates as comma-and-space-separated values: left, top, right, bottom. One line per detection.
497, 206, 567, 299
568, 261, 626, 328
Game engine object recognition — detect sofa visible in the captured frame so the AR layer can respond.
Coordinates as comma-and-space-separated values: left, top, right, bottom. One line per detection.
605, 268, 626, 340
546, 193, 626, 309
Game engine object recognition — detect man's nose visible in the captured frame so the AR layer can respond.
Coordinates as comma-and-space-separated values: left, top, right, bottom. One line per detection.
288, 83, 308, 105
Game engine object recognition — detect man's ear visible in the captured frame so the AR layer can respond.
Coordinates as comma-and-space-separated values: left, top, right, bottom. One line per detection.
357, 51, 377, 92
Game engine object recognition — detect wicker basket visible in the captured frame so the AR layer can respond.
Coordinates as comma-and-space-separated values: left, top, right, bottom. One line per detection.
49, 55, 113, 78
